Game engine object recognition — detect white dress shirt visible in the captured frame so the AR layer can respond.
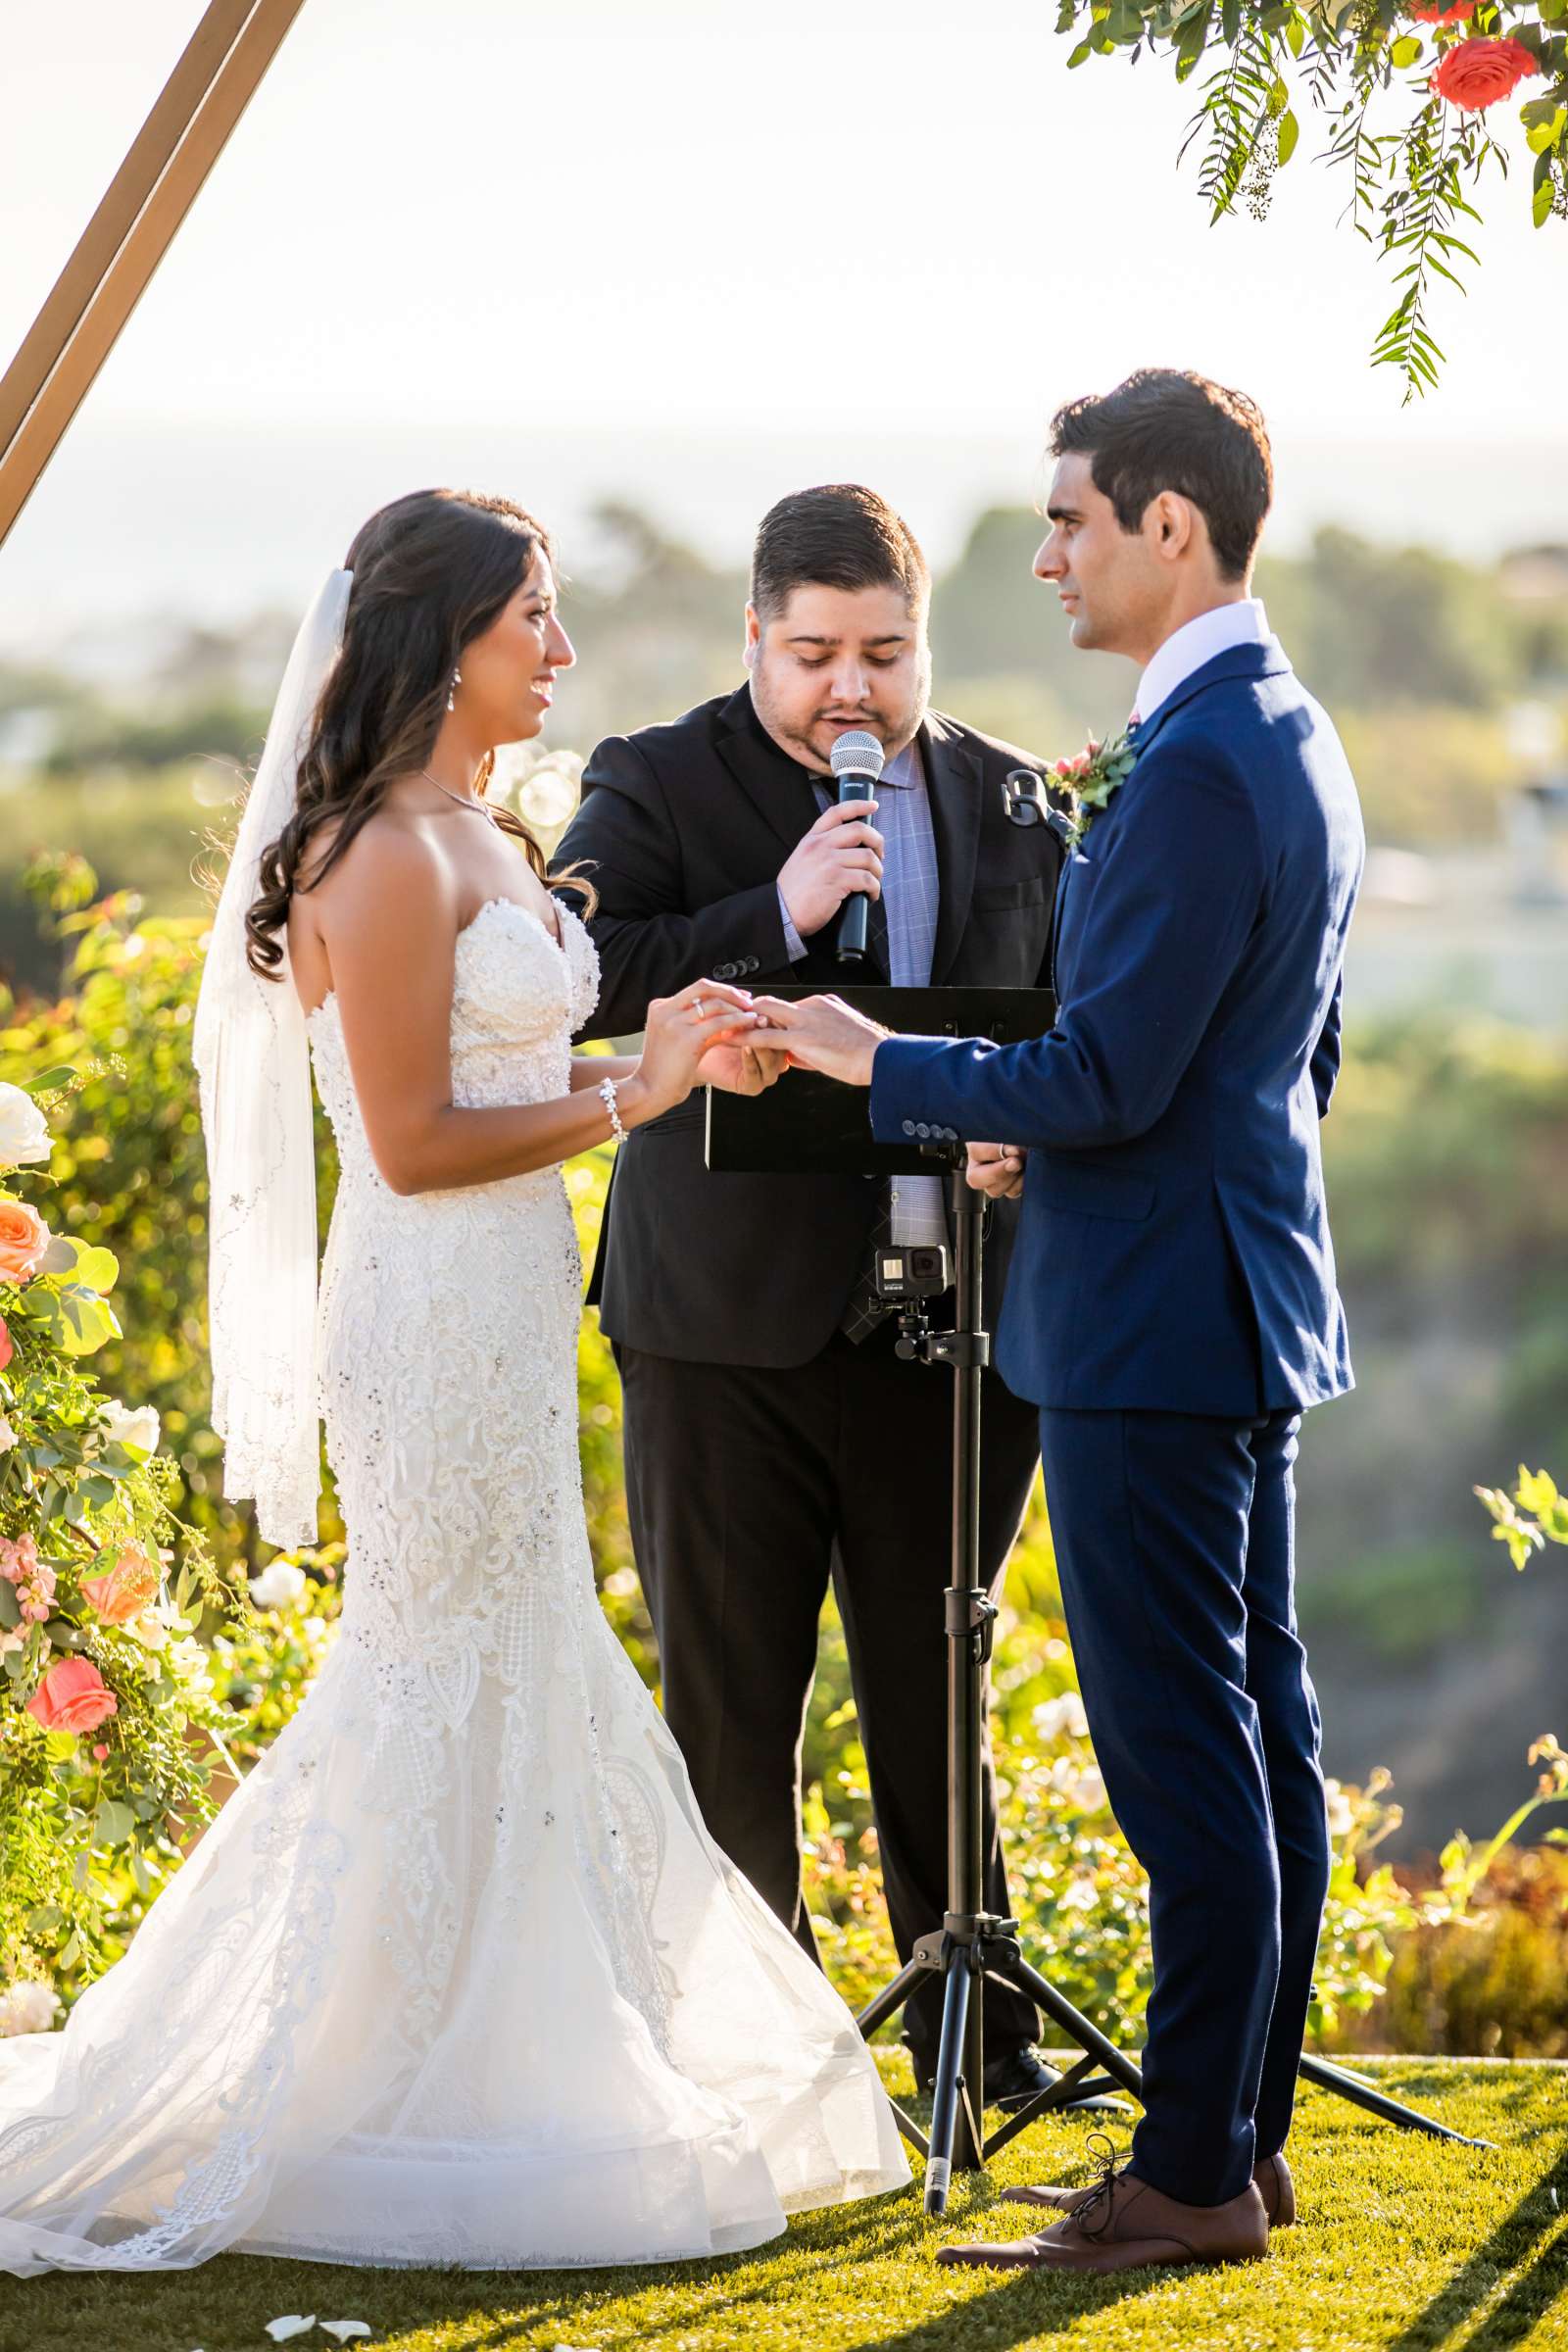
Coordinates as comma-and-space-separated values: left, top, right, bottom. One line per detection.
1134, 597, 1271, 725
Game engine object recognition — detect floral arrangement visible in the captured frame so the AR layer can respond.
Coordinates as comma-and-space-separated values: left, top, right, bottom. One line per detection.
0, 1073, 236, 2027
1051, 723, 1143, 845
1052, 0, 1567, 396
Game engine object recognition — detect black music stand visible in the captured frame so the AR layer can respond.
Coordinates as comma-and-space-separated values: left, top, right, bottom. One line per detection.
707, 983, 1486, 2215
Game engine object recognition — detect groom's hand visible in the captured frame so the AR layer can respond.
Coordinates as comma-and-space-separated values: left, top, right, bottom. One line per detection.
966, 1143, 1026, 1200
699, 1037, 790, 1095
750, 994, 889, 1088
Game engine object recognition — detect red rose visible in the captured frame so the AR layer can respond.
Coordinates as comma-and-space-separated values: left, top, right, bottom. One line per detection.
25, 1656, 119, 1737
0, 1312, 11, 1372
1407, 0, 1472, 21
1431, 34, 1540, 109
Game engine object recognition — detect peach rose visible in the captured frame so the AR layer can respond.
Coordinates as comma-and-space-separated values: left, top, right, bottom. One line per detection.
0, 1199, 49, 1286
1431, 34, 1540, 109
25, 1655, 119, 1737
81, 1543, 161, 1626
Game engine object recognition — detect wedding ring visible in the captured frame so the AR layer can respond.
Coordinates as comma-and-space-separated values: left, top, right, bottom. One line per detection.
694, 997, 709, 1018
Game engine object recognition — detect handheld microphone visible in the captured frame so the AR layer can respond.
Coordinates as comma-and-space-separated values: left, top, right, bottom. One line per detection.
829, 728, 885, 963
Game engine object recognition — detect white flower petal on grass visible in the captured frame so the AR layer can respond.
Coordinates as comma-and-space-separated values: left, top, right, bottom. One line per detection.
321, 2328, 373, 2344
265, 2321, 318, 2343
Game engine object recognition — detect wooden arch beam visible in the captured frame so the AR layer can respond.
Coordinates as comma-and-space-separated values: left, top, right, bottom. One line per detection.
0, 0, 308, 553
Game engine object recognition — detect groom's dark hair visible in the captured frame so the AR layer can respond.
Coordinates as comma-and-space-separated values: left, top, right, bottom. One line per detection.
751, 484, 930, 623
1050, 370, 1273, 582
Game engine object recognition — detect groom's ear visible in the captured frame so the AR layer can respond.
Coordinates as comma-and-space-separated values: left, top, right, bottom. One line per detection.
743, 604, 762, 668
1148, 490, 1198, 564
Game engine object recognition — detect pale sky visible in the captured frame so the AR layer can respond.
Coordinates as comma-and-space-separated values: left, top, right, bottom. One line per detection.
2, 0, 1565, 629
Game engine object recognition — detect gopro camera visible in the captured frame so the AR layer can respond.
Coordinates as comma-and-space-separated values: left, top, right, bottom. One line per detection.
872, 1243, 954, 1303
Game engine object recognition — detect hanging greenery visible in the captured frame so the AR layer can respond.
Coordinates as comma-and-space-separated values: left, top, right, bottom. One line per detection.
1053, 0, 1567, 396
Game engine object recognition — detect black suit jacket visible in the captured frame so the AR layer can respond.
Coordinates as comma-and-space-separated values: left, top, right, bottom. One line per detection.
559, 683, 1063, 1366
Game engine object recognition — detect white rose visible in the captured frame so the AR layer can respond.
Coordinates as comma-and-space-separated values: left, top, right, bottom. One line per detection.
0, 1085, 51, 1170
250, 1560, 307, 1610
99, 1399, 161, 1458
0, 1980, 62, 2036
0, 1415, 16, 1452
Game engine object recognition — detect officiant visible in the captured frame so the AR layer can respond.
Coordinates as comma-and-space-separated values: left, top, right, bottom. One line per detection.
559, 484, 1064, 2103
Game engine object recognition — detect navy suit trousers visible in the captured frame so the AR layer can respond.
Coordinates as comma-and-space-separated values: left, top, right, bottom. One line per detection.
1037, 1405, 1331, 2204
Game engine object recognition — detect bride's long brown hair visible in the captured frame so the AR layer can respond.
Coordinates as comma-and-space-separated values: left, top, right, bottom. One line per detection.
245, 487, 593, 979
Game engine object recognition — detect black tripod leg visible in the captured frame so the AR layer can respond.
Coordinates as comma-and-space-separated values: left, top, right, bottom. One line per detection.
855, 1956, 928, 2045
1010, 1957, 1147, 2102
924, 1954, 972, 2216
1298, 2053, 1494, 2147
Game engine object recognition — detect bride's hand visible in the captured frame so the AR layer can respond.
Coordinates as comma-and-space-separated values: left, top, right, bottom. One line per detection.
622, 981, 761, 1121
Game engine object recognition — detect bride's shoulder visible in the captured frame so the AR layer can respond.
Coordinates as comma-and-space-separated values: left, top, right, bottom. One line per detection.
302, 801, 456, 931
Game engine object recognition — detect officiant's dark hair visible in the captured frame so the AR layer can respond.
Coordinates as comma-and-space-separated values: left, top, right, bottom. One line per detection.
246, 488, 594, 979
1050, 370, 1273, 582
750, 484, 929, 623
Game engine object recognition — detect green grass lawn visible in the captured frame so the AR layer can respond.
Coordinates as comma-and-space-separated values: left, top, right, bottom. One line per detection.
3, 2057, 1564, 2352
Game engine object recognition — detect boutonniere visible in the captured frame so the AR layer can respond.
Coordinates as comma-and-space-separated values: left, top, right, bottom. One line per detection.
1051, 724, 1141, 849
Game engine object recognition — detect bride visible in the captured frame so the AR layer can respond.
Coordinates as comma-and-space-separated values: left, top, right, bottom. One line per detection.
0, 488, 908, 2275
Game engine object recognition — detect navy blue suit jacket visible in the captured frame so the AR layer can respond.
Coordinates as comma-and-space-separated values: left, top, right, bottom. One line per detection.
868, 638, 1366, 1416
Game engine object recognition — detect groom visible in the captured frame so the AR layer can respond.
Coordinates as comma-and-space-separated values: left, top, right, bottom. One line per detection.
761, 370, 1365, 2272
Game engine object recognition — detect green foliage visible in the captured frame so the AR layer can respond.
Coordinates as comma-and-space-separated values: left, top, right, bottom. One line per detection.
1052, 0, 1568, 397
1377, 1840, 1568, 2055
0, 1070, 239, 1999
1476, 1461, 1568, 1565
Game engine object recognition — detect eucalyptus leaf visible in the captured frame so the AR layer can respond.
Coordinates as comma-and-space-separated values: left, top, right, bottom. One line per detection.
1391, 34, 1422, 66
93, 1799, 135, 1847
45, 1616, 86, 1651
1278, 107, 1300, 164
24, 1067, 75, 1096
0, 1580, 21, 1631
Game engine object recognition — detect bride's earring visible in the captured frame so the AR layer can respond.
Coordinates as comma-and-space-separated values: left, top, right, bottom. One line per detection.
447, 664, 463, 713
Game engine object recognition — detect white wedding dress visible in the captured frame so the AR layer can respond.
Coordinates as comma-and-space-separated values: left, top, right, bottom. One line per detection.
0, 895, 908, 2275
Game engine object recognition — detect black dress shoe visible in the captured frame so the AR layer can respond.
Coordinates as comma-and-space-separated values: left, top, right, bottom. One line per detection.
914, 2043, 1131, 2115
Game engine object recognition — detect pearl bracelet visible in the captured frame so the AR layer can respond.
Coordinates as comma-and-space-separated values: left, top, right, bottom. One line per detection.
599, 1076, 628, 1146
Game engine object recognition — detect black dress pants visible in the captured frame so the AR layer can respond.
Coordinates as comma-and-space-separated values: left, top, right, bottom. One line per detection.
616, 1322, 1043, 2074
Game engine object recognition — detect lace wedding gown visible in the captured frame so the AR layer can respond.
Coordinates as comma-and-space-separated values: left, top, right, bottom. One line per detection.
0, 896, 908, 2274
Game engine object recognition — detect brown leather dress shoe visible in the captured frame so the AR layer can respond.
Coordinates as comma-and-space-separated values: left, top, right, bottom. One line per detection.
999, 2145, 1297, 2228
938, 2168, 1269, 2275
